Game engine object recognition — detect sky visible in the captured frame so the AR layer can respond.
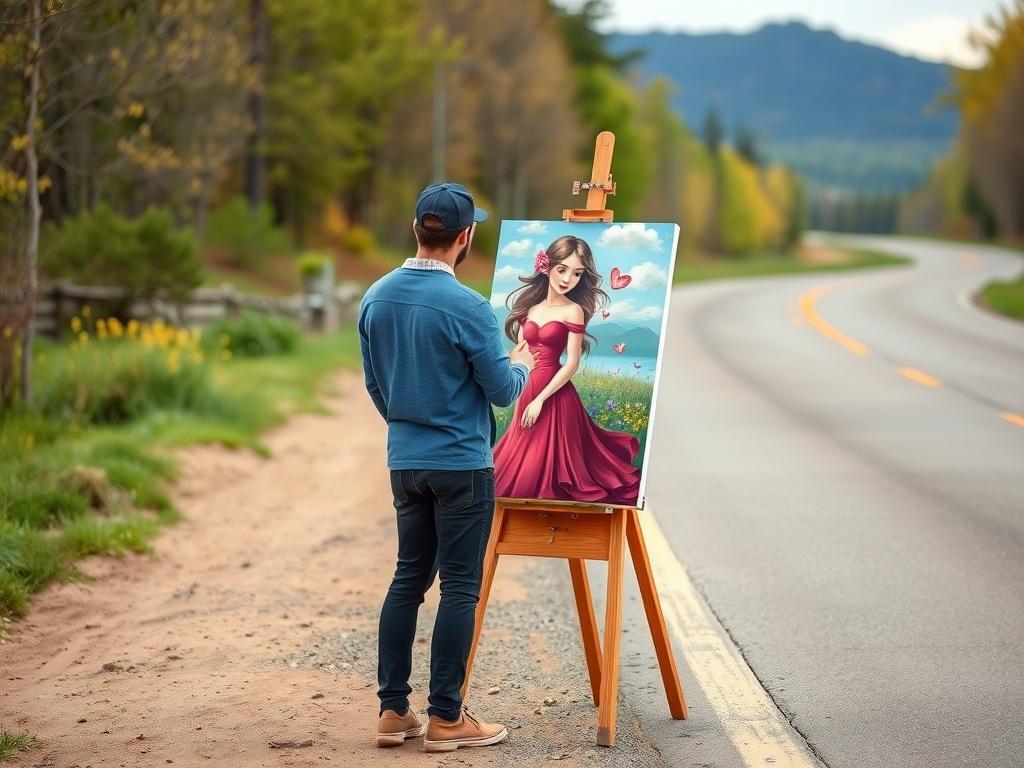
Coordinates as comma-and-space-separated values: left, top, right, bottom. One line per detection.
589, 0, 1004, 67
490, 221, 679, 335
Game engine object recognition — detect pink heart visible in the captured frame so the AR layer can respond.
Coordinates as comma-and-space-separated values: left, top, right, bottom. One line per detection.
612, 343, 626, 354
610, 267, 631, 290
601, 310, 611, 319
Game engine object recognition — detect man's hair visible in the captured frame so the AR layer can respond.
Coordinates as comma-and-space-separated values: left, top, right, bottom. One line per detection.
414, 214, 466, 250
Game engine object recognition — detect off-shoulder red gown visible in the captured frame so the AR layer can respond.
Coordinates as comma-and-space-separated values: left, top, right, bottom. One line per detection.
493, 318, 640, 506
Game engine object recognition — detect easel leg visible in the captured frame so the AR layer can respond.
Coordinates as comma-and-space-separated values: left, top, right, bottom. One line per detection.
626, 508, 688, 719
568, 558, 602, 707
462, 503, 505, 700
596, 509, 626, 747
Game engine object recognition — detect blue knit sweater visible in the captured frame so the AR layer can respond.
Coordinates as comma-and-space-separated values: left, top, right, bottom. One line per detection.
358, 266, 529, 470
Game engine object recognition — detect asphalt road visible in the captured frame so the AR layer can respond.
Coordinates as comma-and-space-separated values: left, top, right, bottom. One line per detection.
630, 235, 1024, 768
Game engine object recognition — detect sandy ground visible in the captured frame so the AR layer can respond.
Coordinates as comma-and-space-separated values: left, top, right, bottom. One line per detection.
0, 373, 666, 768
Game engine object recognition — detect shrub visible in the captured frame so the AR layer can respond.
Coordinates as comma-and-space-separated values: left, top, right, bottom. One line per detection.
43, 205, 204, 308
298, 251, 330, 279
205, 196, 293, 266
340, 224, 376, 257
34, 317, 213, 426
203, 311, 301, 358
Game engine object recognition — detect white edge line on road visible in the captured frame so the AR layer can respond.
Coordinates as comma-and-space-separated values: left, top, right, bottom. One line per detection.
956, 286, 1023, 330
640, 512, 824, 768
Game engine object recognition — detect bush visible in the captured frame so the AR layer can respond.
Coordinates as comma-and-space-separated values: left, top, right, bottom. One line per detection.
205, 196, 293, 267
340, 224, 376, 257
203, 311, 301, 358
43, 205, 204, 306
34, 317, 213, 426
298, 251, 330, 279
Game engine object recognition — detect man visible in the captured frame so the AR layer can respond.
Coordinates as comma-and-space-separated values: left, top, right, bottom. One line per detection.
358, 182, 535, 753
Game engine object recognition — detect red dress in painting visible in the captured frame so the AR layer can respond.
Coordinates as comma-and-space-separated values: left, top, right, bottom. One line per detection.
493, 318, 640, 506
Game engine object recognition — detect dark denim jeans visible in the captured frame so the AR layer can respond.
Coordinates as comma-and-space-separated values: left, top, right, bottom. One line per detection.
378, 468, 495, 721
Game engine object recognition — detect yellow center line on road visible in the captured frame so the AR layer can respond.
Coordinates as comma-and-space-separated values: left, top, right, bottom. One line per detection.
898, 367, 941, 389
1000, 412, 1024, 429
640, 512, 821, 768
797, 284, 871, 357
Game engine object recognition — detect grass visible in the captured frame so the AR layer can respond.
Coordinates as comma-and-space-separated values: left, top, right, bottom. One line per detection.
672, 247, 909, 284
980, 274, 1024, 321
0, 732, 40, 761
0, 319, 360, 624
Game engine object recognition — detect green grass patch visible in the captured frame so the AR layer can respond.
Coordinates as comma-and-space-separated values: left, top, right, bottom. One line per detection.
1, 319, 360, 622
980, 274, 1024, 321
0, 731, 40, 761
673, 248, 909, 284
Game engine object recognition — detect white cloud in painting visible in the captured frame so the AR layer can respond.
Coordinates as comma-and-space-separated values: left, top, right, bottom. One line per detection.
517, 221, 548, 235
489, 291, 508, 309
627, 261, 668, 290
494, 265, 525, 281
500, 239, 533, 258
601, 299, 662, 323
596, 223, 664, 252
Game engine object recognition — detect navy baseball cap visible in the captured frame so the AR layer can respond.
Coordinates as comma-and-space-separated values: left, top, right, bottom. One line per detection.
415, 182, 488, 231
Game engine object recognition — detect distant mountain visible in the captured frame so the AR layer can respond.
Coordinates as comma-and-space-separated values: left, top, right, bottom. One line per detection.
608, 21, 960, 192
491, 307, 660, 357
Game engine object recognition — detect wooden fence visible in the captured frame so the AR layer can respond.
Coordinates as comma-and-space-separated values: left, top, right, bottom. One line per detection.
32, 280, 362, 338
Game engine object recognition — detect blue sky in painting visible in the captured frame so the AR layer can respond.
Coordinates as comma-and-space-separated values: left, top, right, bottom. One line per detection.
489, 220, 679, 335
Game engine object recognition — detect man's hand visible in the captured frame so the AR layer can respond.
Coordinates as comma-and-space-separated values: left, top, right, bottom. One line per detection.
510, 340, 536, 371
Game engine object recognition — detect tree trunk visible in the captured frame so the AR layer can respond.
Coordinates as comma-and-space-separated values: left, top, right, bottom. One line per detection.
20, 0, 42, 406
245, 0, 267, 209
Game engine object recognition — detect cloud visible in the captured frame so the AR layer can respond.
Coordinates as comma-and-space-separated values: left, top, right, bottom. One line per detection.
601, 299, 662, 323
627, 261, 668, 291
500, 239, 534, 258
494, 265, 525, 282
517, 221, 548, 235
596, 223, 664, 252
879, 16, 984, 68
489, 291, 508, 309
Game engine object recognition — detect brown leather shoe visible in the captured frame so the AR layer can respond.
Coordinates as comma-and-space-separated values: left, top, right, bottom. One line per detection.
423, 708, 508, 753
376, 708, 425, 747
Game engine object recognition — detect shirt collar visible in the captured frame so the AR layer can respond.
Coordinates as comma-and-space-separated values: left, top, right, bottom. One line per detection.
402, 257, 455, 277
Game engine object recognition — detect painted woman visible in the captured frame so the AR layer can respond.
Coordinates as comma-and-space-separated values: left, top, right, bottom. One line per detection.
493, 235, 640, 506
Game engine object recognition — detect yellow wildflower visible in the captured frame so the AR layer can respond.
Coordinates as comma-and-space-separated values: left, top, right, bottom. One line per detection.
81, 304, 91, 318
71, 316, 82, 333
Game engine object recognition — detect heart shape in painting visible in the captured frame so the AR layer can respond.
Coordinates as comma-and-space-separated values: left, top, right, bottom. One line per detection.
610, 268, 631, 290
612, 343, 626, 354
601, 310, 611, 319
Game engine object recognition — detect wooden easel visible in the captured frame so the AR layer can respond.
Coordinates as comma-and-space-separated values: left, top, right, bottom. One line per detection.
463, 132, 688, 747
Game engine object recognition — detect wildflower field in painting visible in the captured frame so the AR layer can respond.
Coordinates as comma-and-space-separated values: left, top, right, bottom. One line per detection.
493, 368, 655, 470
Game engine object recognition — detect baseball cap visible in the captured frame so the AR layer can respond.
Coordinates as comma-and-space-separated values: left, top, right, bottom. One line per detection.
415, 182, 489, 231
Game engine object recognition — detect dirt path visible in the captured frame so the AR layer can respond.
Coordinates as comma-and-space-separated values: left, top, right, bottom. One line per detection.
1, 373, 666, 768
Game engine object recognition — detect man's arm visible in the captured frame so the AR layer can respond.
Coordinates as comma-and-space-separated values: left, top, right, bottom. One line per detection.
357, 308, 388, 419
461, 302, 528, 407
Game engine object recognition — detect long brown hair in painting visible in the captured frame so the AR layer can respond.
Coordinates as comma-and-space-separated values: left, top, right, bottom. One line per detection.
503, 235, 609, 356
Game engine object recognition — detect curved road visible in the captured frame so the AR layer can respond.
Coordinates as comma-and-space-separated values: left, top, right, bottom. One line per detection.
631, 235, 1024, 767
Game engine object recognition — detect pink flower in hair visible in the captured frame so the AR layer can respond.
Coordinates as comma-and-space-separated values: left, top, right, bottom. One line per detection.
534, 249, 550, 274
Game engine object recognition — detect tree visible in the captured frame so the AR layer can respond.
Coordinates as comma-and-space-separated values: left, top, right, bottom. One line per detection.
245, 0, 268, 209
735, 122, 760, 166
955, 0, 1024, 238
702, 108, 723, 155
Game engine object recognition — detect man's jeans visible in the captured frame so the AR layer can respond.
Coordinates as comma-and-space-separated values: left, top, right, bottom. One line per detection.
378, 468, 495, 721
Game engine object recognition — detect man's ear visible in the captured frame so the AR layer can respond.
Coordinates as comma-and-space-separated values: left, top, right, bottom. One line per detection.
456, 227, 470, 246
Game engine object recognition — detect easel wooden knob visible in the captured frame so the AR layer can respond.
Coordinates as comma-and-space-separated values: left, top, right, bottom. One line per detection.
465, 133, 688, 747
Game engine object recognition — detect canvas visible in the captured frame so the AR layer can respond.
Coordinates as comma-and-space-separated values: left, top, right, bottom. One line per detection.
489, 220, 680, 509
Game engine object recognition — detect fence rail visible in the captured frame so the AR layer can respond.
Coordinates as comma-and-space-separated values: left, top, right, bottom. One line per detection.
31, 280, 361, 338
